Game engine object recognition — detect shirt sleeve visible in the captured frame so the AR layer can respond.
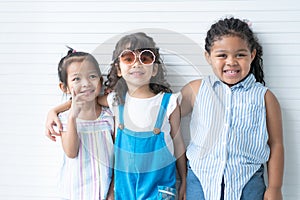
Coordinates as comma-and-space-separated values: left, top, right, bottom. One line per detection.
166, 92, 180, 119
107, 92, 118, 116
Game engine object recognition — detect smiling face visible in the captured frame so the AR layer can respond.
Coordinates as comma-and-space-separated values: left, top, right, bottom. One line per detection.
65, 61, 102, 101
117, 50, 158, 93
205, 36, 256, 86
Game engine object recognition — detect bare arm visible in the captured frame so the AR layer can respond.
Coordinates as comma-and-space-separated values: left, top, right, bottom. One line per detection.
46, 93, 108, 141
61, 113, 80, 158
97, 94, 109, 107
180, 79, 201, 117
264, 90, 284, 200
60, 89, 87, 158
169, 104, 186, 200
45, 100, 71, 141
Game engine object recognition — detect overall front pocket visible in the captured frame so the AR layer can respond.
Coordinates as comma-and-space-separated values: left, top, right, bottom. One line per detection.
157, 185, 176, 200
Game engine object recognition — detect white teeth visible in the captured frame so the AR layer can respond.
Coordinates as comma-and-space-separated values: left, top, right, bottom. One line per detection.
225, 70, 237, 74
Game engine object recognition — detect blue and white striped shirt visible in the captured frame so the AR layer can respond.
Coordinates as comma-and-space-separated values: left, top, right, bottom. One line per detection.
186, 74, 270, 199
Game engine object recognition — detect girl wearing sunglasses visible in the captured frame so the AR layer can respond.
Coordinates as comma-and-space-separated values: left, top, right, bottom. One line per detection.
45, 32, 186, 199
106, 32, 186, 200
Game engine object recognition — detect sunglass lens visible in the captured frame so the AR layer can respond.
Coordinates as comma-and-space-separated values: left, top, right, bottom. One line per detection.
120, 50, 135, 65
140, 50, 155, 65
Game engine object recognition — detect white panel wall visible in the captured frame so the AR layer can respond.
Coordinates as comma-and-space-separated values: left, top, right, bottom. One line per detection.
0, 0, 299, 199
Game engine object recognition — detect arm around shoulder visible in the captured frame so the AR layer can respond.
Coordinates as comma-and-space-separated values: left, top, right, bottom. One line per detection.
97, 94, 108, 107
45, 100, 72, 141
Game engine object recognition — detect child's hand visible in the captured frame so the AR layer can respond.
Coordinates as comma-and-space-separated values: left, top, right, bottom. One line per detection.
69, 88, 85, 119
45, 109, 62, 142
264, 187, 282, 200
178, 181, 186, 200
104, 87, 113, 95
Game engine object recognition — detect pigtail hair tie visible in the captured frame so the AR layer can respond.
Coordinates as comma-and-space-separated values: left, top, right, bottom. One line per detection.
66, 45, 76, 55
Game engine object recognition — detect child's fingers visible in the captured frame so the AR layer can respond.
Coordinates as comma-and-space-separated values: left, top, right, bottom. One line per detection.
74, 92, 87, 103
45, 123, 61, 142
45, 129, 56, 142
71, 88, 75, 99
71, 88, 85, 101
47, 122, 61, 135
54, 118, 63, 132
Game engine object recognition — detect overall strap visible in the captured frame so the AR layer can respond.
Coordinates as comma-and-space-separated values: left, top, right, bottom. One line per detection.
118, 104, 124, 130
153, 93, 172, 134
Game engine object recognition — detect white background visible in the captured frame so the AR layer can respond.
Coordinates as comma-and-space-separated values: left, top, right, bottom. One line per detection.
0, 0, 299, 199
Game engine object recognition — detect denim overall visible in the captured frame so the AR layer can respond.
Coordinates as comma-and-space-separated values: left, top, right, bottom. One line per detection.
114, 93, 176, 200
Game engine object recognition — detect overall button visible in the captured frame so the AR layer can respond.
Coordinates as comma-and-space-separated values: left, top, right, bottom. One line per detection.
118, 124, 124, 130
153, 128, 161, 134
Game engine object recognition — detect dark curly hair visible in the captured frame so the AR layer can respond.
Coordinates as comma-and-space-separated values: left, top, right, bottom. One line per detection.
205, 17, 265, 85
105, 32, 172, 104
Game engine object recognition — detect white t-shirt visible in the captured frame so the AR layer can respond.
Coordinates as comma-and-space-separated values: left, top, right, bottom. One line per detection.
107, 92, 180, 154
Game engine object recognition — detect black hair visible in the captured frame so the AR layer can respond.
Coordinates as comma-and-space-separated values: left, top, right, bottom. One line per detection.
58, 47, 102, 90
205, 17, 265, 85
